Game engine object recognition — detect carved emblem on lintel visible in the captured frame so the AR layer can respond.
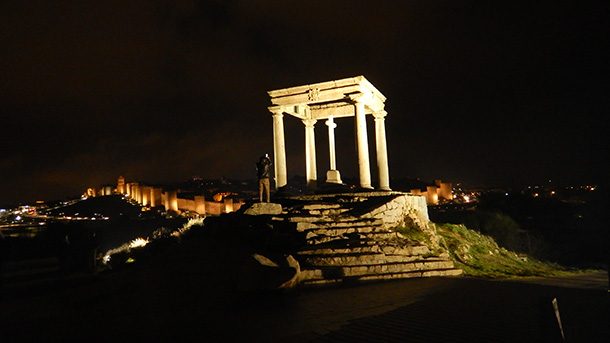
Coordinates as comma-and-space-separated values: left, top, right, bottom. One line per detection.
307, 88, 320, 101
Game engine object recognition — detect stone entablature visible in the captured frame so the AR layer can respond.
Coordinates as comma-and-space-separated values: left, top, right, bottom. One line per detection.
267, 76, 390, 191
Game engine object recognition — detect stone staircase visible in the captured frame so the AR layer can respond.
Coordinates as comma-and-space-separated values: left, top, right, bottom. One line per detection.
272, 193, 462, 287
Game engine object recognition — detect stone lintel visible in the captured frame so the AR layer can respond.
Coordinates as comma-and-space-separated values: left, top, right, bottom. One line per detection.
267, 75, 386, 110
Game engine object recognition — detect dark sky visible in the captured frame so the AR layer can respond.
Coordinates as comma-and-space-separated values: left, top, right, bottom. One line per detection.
1, 0, 608, 204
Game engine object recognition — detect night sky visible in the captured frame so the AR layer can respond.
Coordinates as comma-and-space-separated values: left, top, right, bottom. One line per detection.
1, 1, 608, 204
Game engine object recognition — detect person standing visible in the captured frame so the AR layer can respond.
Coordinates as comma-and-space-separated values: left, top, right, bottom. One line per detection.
256, 154, 272, 202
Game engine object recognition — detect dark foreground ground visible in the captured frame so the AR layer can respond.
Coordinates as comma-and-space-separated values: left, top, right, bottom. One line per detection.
1, 229, 608, 342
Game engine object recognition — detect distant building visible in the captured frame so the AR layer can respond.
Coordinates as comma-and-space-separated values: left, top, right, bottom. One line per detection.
411, 179, 453, 205
117, 176, 125, 194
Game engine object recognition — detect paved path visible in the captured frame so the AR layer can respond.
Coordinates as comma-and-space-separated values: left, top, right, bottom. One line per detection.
301, 274, 608, 342
2, 271, 607, 342
1, 234, 607, 342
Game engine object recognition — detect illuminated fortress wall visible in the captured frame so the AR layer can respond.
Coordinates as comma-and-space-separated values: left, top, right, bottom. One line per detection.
410, 180, 454, 205
177, 197, 194, 212
194, 196, 206, 215
117, 176, 125, 194
163, 190, 178, 212
426, 186, 439, 205
87, 176, 243, 216
151, 187, 162, 207
435, 179, 453, 200
141, 186, 151, 206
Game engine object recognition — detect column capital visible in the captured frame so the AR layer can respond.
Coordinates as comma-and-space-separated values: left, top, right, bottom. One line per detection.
302, 118, 317, 127
373, 110, 387, 119
268, 106, 284, 116
325, 117, 337, 129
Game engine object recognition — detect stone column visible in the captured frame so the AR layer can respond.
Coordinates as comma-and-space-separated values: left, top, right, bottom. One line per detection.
374, 110, 391, 190
303, 118, 317, 188
325, 117, 342, 183
270, 107, 287, 189
350, 93, 372, 189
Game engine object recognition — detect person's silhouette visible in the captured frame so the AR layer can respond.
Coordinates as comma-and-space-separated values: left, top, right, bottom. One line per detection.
256, 154, 272, 202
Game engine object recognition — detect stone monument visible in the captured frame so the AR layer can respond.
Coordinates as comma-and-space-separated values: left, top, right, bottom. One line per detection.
267, 76, 390, 190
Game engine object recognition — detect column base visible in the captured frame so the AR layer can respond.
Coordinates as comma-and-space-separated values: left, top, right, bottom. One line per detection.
325, 170, 343, 184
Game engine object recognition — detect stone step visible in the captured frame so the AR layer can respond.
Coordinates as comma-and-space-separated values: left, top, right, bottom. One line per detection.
300, 252, 439, 266
300, 253, 388, 266
301, 259, 457, 279
303, 226, 391, 239
300, 268, 463, 287
305, 231, 402, 245
301, 203, 343, 210
380, 244, 431, 256
298, 241, 431, 254
299, 240, 386, 254
296, 218, 383, 231
297, 245, 383, 255
297, 207, 351, 217
383, 254, 433, 263
306, 235, 349, 245
357, 231, 404, 241
358, 268, 464, 281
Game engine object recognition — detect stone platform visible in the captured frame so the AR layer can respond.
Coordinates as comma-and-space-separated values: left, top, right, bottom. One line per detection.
270, 192, 462, 287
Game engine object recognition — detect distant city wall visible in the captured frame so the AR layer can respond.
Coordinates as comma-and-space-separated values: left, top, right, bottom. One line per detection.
410, 180, 454, 205
88, 176, 244, 216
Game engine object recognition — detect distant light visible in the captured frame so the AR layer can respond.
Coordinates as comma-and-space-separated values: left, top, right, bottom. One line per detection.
15, 215, 22, 221
505, 193, 509, 196
533, 193, 539, 197
550, 191, 556, 195
463, 195, 470, 202
129, 237, 149, 248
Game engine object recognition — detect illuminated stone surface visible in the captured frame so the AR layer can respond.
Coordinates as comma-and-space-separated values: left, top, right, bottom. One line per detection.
270, 192, 461, 286
243, 202, 283, 216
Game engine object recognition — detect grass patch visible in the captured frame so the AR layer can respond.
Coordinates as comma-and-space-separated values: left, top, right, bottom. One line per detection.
395, 225, 432, 245
435, 223, 579, 278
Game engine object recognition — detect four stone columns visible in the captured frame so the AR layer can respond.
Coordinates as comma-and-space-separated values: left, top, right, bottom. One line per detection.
271, 107, 287, 189
303, 118, 318, 188
270, 94, 390, 191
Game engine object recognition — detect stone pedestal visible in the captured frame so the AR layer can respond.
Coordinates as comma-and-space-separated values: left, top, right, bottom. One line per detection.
326, 169, 343, 184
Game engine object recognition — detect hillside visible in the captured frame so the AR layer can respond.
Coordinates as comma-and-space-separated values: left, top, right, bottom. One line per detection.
432, 223, 583, 278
